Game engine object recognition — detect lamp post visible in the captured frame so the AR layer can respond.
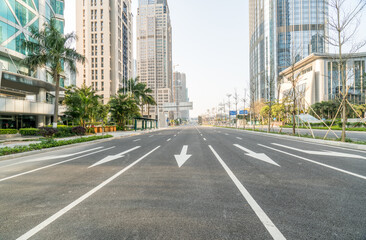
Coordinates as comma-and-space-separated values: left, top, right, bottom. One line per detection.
227, 94, 232, 126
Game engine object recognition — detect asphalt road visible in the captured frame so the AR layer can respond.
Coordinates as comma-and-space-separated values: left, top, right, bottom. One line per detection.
0, 126, 365, 239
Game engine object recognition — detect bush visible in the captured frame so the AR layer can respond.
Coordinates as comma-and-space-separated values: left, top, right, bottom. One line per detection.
38, 127, 58, 138
19, 128, 40, 136
54, 126, 74, 137
72, 126, 86, 136
0, 135, 113, 156
0, 129, 18, 135
86, 127, 95, 134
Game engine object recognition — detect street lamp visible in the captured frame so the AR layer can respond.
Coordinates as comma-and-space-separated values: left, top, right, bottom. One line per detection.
227, 94, 232, 126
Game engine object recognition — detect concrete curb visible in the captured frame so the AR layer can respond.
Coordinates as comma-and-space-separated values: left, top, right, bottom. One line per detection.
218, 127, 366, 151
0, 128, 164, 161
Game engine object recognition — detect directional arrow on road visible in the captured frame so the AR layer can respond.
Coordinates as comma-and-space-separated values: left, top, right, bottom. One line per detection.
88, 146, 140, 168
174, 145, 192, 168
234, 144, 280, 167
272, 143, 366, 160
27, 147, 105, 162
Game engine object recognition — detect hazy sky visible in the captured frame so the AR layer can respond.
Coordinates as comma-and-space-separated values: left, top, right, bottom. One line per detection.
65, 0, 249, 118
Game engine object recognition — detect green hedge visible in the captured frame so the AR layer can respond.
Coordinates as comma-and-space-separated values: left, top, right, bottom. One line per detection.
0, 135, 113, 156
19, 128, 40, 136
0, 129, 18, 135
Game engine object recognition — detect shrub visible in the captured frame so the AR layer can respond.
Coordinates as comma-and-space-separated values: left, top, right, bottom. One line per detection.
19, 128, 40, 136
0, 129, 18, 135
72, 126, 86, 136
54, 126, 74, 137
38, 127, 58, 138
86, 127, 95, 134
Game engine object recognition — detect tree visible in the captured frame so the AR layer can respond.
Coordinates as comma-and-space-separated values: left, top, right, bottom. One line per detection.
23, 18, 85, 128
64, 85, 101, 127
326, 0, 366, 141
109, 94, 141, 130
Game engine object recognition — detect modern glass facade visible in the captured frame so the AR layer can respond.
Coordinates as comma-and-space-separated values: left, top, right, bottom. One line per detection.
249, 0, 328, 102
0, 0, 64, 76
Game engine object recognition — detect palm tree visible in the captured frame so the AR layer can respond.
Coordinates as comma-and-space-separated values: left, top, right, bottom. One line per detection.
109, 94, 141, 130
64, 85, 101, 127
145, 94, 157, 118
23, 18, 85, 128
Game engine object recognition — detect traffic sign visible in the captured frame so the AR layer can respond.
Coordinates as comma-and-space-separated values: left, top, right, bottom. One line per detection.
230, 111, 237, 116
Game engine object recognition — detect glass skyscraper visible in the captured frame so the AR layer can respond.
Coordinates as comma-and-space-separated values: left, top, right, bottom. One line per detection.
249, 0, 328, 102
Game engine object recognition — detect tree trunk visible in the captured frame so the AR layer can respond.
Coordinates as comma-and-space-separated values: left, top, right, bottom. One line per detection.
292, 87, 296, 135
53, 74, 60, 129
147, 104, 150, 118
268, 107, 271, 133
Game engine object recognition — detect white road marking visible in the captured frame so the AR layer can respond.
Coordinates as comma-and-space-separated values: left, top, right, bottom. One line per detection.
149, 135, 154, 138
133, 139, 141, 142
272, 143, 366, 160
167, 138, 171, 142
234, 144, 280, 167
209, 146, 286, 240
0, 147, 115, 183
17, 146, 161, 240
174, 135, 177, 137
236, 137, 243, 140
259, 144, 366, 180
174, 145, 192, 168
225, 133, 229, 136
0, 147, 105, 169
88, 146, 141, 168
203, 138, 207, 141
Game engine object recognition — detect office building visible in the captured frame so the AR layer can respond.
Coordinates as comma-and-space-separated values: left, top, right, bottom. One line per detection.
76, 0, 133, 104
0, 0, 65, 129
136, 0, 173, 118
173, 72, 189, 120
249, 0, 328, 102
279, 53, 366, 107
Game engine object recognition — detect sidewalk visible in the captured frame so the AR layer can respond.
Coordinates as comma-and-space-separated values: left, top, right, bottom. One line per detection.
0, 129, 159, 149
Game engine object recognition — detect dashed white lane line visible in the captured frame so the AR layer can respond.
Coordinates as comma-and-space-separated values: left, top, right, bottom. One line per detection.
17, 146, 161, 240
259, 144, 366, 180
167, 138, 171, 142
0, 147, 115, 183
203, 138, 207, 141
209, 146, 286, 240
236, 137, 243, 140
174, 135, 177, 137
225, 133, 229, 136
133, 139, 141, 142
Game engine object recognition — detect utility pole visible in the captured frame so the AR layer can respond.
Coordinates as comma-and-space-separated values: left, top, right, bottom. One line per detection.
242, 89, 247, 129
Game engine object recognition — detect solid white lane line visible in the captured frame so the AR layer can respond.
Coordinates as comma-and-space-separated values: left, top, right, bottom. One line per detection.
88, 146, 141, 168
259, 144, 366, 180
167, 138, 171, 142
236, 137, 243, 140
17, 146, 161, 240
0, 147, 105, 168
133, 139, 141, 142
0, 147, 115, 183
208, 146, 286, 240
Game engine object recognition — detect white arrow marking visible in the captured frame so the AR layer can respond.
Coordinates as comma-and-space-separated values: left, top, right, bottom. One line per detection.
88, 146, 140, 168
174, 145, 192, 168
26, 147, 104, 163
234, 144, 280, 167
272, 143, 366, 160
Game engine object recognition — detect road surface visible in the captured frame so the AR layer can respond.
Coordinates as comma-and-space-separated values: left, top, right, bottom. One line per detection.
0, 126, 365, 239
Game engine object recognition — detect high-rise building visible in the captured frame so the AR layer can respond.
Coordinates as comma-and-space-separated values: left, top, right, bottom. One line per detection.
0, 0, 65, 128
249, 0, 328, 102
137, 0, 173, 118
173, 72, 189, 120
76, 0, 133, 104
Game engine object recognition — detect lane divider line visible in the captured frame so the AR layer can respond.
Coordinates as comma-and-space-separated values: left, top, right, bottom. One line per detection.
259, 144, 366, 180
167, 138, 171, 142
0, 147, 115, 183
133, 139, 141, 142
16, 146, 161, 240
209, 145, 286, 240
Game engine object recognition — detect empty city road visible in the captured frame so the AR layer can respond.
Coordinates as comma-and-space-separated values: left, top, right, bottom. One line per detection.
0, 126, 365, 240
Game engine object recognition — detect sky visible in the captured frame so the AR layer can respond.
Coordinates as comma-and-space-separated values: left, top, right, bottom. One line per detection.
65, 0, 249, 118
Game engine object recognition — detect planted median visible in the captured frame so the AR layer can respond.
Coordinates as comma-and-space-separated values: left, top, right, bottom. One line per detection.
0, 135, 113, 157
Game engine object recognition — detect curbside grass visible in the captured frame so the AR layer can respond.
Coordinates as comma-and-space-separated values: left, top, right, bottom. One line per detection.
0, 135, 113, 156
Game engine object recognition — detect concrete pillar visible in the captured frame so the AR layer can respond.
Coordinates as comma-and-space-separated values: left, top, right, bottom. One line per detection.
37, 88, 47, 103
37, 115, 45, 127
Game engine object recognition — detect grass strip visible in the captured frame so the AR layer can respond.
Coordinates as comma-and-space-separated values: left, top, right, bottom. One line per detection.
0, 135, 113, 156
